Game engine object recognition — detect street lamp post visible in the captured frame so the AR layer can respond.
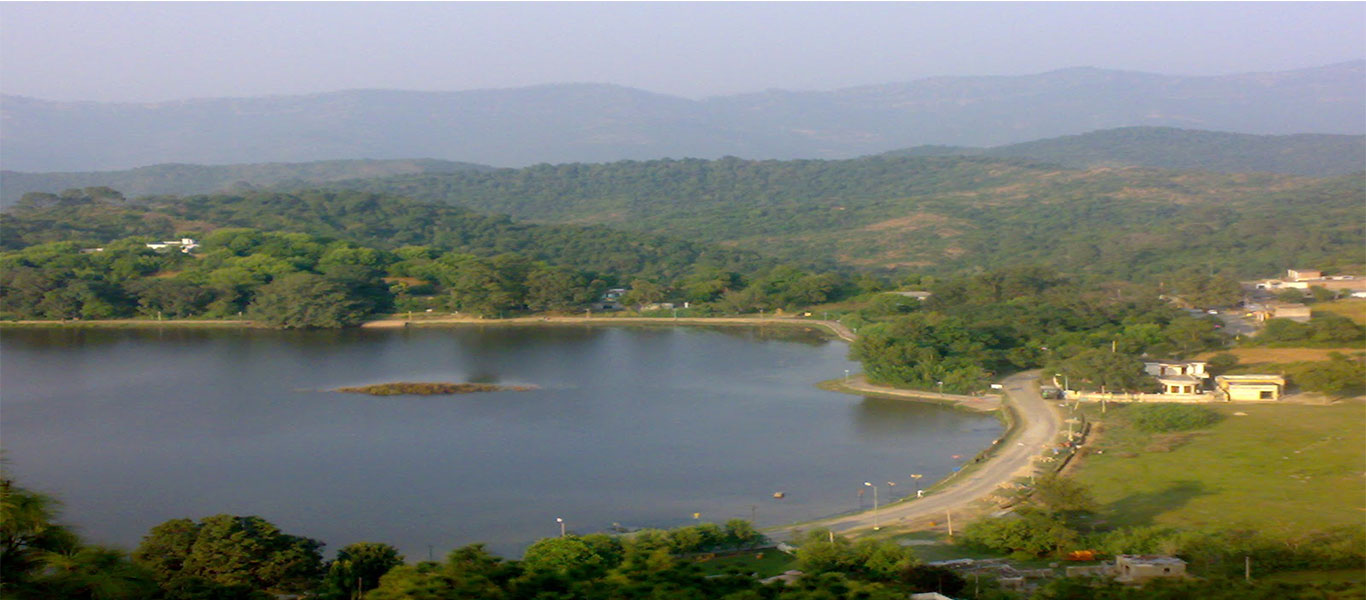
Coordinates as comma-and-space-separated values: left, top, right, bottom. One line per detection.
864, 482, 879, 530
845, 369, 850, 383
910, 473, 923, 497
937, 381, 944, 396
556, 517, 565, 537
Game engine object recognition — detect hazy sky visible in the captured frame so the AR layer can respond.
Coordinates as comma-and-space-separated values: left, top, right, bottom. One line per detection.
2, 2, 1363, 103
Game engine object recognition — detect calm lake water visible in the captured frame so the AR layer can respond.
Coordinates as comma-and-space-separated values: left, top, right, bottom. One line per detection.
0, 325, 1002, 558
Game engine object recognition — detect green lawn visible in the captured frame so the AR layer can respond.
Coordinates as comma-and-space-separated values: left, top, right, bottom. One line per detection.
1070, 401, 1366, 536
690, 549, 796, 578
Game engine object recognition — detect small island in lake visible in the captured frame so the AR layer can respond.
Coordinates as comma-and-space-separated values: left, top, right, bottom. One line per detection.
334, 382, 537, 396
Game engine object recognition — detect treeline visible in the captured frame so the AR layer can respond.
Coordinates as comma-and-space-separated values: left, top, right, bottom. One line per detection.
0, 477, 955, 600
0, 190, 885, 326
6, 477, 1358, 600
850, 266, 1227, 393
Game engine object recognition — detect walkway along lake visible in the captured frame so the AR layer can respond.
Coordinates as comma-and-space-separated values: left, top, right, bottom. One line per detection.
0, 325, 1003, 558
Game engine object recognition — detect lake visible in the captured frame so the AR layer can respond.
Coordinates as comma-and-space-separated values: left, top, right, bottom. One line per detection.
0, 324, 1003, 559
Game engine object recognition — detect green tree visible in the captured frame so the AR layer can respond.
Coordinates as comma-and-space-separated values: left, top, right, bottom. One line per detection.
1053, 349, 1154, 393
318, 542, 404, 600
1030, 474, 1098, 515
960, 508, 1080, 558
519, 536, 605, 578
133, 515, 323, 594
246, 272, 370, 328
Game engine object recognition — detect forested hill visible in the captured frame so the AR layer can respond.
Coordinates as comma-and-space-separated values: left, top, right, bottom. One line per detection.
317, 154, 1364, 280
0, 159, 490, 209
0, 189, 776, 280
4, 61, 1361, 171
883, 127, 1366, 176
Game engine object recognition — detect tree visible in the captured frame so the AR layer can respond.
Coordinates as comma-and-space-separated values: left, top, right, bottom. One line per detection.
133, 515, 324, 594
317, 542, 403, 600
519, 536, 605, 578
2, 479, 157, 600
960, 508, 1080, 558
1054, 349, 1154, 393
1, 478, 80, 592
1031, 474, 1098, 515
246, 272, 370, 328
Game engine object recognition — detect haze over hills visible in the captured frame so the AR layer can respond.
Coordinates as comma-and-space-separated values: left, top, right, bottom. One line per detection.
2, 61, 1362, 172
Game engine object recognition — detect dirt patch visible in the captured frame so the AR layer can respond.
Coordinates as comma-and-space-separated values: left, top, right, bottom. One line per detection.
861, 212, 954, 232
1144, 433, 1197, 453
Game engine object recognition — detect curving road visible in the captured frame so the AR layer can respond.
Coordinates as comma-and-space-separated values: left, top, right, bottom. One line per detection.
769, 369, 1061, 538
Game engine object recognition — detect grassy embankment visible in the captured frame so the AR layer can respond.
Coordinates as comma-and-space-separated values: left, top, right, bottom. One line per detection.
1068, 400, 1364, 534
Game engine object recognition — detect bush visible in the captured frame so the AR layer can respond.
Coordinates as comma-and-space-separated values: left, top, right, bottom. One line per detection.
1123, 403, 1222, 433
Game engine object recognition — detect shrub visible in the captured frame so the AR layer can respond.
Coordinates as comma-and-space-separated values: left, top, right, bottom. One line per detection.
1123, 403, 1222, 433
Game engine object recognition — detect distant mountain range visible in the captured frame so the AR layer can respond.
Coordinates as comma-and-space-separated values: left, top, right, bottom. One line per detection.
3, 61, 1362, 171
4, 126, 1361, 208
885, 127, 1366, 176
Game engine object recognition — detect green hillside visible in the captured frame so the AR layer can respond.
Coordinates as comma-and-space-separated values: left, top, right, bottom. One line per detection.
0, 158, 490, 208
886, 127, 1366, 176
317, 155, 1365, 280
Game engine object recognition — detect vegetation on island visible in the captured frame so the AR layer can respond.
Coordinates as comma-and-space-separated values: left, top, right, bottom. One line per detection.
334, 382, 537, 395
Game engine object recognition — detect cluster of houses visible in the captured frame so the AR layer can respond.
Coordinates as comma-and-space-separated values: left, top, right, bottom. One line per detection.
1244, 268, 1366, 323
1053, 358, 1288, 404
921, 554, 1186, 594
81, 237, 200, 255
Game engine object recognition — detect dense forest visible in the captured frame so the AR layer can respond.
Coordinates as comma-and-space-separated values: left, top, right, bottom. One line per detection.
310, 155, 1365, 279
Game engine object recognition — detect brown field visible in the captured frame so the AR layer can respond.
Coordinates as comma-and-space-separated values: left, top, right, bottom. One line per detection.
1197, 347, 1364, 364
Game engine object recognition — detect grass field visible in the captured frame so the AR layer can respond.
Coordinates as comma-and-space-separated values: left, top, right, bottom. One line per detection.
1069, 401, 1366, 536
1197, 347, 1364, 364
1315, 299, 1366, 325
691, 549, 796, 577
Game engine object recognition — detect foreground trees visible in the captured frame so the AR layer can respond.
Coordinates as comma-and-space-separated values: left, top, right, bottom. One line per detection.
134, 515, 323, 596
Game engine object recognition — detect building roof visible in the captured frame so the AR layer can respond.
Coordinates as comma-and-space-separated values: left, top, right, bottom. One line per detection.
1144, 359, 1206, 366
1216, 374, 1286, 385
1116, 555, 1186, 566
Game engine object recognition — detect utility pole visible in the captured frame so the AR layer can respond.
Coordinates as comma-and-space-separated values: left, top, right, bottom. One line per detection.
1245, 555, 1251, 582
947, 510, 953, 536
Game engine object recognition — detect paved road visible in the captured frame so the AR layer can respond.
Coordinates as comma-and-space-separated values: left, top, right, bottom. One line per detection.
769, 369, 1061, 538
